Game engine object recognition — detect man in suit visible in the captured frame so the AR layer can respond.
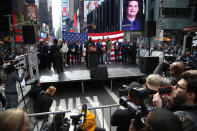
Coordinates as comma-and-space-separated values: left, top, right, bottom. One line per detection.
114, 38, 121, 63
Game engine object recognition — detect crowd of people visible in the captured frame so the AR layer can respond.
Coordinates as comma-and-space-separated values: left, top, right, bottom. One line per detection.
111, 60, 197, 131
37, 37, 138, 72
0, 37, 197, 131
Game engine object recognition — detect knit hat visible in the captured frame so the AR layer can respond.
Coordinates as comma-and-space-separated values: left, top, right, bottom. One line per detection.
146, 74, 171, 91
32, 79, 39, 85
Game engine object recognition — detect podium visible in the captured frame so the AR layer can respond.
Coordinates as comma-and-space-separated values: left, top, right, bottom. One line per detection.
88, 46, 98, 69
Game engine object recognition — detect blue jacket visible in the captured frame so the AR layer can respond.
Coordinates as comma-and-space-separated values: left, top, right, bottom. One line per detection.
122, 18, 140, 30
96, 42, 103, 55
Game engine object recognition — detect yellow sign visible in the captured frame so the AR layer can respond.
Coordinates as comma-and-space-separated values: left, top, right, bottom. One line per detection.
4, 37, 9, 42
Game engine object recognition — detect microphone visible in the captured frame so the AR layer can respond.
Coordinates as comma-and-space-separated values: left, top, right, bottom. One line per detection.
81, 104, 87, 126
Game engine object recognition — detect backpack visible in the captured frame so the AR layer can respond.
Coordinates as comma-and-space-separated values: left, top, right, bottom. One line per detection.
174, 111, 197, 131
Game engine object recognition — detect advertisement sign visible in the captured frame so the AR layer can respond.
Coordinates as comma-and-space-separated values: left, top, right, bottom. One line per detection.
25, 4, 38, 20
122, 0, 145, 31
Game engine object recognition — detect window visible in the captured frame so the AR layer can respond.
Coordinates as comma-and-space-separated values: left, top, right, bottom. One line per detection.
162, 8, 192, 18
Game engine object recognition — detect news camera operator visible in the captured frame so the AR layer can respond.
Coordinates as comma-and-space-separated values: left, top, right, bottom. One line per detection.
3, 61, 25, 109
149, 70, 197, 131
111, 82, 145, 131
153, 61, 185, 86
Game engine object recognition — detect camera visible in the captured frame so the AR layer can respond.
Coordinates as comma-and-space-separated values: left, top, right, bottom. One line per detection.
158, 86, 172, 94
119, 85, 129, 97
119, 96, 150, 129
67, 104, 88, 131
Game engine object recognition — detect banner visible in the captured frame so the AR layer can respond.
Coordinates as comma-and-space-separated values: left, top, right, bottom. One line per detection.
25, 4, 38, 21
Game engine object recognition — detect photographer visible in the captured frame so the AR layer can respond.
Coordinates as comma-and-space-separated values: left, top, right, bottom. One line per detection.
129, 108, 183, 131
152, 70, 197, 131
153, 61, 185, 86
111, 82, 143, 131
3, 62, 25, 109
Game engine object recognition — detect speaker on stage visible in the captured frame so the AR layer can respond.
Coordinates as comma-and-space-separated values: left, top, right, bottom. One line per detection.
22, 25, 36, 44
88, 53, 98, 69
90, 66, 108, 80
139, 56, 159, 75
145, 21, 156, 37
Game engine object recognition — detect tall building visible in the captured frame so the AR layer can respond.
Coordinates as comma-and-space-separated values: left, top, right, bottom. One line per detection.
38, 0, 48, 25
48, 0, 53, 27
0, 0, 26, 42
147, 0, 196, 45
79, 0, 84, 32
69, 0, 74, 20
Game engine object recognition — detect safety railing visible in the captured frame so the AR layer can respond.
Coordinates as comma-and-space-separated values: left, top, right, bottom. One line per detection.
28, 104, 121, 131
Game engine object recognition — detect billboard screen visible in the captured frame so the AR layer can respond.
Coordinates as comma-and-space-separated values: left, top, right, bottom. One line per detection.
122, 0, 145, 31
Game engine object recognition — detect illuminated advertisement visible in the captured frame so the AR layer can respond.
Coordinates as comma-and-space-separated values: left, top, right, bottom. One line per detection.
84, 0, 104, 21
122, 0, 145, 31
62, 0, 69, 20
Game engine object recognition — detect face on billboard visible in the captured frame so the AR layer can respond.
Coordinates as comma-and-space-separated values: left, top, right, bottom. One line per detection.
122, 0, 145, 31
126, 1, 139, 17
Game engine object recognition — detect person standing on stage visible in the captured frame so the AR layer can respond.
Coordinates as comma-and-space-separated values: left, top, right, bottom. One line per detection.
105, 37, 112, 64
96, 39, 104, 64
130, 37, 137, 64
52, 39, 63, 73
76, 40, 82, 64
67, 41, 72, 67
43, 41, 51, 70
71, 40, 77, 65
84, 37, 95, 67
121, 39, 129, 64
114, 38, 121, 63
61, 40, 68, 67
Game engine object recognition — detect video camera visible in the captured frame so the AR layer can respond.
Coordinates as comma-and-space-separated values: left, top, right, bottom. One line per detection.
119, 96, 150, 129
119, 85, 150, 106
68, 104, 87, 131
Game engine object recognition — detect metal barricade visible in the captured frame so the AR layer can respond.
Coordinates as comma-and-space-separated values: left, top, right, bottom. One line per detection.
28, 104, 121, 131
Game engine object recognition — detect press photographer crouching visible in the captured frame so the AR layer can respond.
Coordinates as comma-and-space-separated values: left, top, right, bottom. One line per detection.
3, 60, 25, 109
111, 82, 150, 131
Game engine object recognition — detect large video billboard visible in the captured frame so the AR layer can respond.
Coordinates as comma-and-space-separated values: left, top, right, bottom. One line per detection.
122, 0, 145, 31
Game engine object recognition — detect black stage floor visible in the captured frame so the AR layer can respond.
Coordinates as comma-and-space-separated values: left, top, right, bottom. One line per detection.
38, 63, 146, 93
39, 63, 145, 82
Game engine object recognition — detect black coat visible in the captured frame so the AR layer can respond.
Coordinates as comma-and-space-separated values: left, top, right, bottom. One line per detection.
34, 90, 53, 113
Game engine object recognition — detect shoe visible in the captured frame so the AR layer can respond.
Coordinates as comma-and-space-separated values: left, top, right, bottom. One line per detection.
109, 62, 111, 64
105, 62, 107, 64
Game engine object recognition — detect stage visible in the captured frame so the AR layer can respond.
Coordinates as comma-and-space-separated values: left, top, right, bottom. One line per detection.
38, 63, 146, 93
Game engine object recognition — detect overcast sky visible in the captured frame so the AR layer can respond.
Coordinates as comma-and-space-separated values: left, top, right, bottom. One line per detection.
52, 0, 61, 35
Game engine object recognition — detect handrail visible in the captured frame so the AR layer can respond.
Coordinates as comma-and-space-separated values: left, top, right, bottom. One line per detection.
28, 104, 120, 117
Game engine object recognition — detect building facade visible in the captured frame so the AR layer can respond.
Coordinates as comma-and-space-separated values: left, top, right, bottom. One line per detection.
148, 0, 196, 45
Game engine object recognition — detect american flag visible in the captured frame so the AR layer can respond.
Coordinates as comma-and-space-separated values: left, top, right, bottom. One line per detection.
62, 31, 88, 44
88, 31, 124, 60
62, 31, 124, 61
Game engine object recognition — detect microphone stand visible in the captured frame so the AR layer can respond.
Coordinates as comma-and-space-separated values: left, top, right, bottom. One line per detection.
16, 69, 27, 112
